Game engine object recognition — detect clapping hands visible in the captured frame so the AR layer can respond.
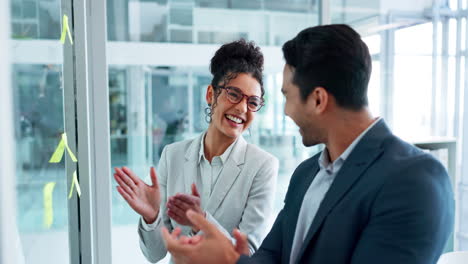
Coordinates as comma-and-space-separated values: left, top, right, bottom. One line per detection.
114, 166, 161, 224
161, 210, 249, 264
167, 183, 205, 232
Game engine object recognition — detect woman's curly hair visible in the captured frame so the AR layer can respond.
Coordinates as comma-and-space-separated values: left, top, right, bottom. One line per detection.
209, 39, 265, 108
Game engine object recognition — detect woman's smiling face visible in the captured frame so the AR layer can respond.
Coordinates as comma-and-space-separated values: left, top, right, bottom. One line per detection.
206, 73, 262, 139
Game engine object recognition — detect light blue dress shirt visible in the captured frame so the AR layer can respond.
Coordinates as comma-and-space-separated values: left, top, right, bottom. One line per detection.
289, 117, 381, 264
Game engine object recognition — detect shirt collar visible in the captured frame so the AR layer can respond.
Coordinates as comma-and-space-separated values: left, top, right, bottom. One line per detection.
198, 132, 237, 165
318, 117, 381, 173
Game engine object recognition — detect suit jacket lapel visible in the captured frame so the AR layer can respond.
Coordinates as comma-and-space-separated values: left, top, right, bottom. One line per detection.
284, 161, 320, 263
205, 136, 247, 214
296, 120, 390, 263
183, 134, 203, 194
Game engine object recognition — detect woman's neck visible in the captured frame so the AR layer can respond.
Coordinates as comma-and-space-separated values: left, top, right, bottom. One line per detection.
203, 125, 237, 162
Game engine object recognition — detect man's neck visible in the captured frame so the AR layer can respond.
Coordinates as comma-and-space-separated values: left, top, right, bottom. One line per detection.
325, 109, 375, 162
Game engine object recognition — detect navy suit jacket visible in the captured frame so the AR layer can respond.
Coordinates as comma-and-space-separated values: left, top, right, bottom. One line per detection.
239, 120, 454, 264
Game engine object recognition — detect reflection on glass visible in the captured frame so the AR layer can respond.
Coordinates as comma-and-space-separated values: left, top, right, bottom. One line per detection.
11, 0, 61, 39
107, 0, 318, 44
151, 72, 190, 158
11, 0, 71, 262
13, 63, 70, 264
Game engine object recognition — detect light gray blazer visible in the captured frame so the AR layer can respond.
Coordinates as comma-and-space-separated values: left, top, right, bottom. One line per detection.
138, 134, 278, 263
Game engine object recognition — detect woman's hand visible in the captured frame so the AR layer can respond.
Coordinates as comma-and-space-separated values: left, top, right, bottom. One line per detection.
167, 184, 205, 232
114, 166, 161, 224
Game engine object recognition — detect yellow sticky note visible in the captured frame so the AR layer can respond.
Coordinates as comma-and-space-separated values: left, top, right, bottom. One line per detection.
62, 133, 77, 162
49, 137, 65, 163
43, 182, 56, 229
60, 14, 73, 45
66, 145, 78, 162
49, 133, 77, 163
68, 171, 82, 199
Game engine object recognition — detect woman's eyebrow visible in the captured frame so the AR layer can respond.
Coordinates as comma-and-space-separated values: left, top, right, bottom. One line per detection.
227, 85, 262, 97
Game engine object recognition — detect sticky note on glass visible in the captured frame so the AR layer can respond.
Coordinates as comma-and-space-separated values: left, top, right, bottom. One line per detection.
49, 133, 77, 163
43, 182, 56, 229
60, 14, 73, 45
68, 170, 82, 199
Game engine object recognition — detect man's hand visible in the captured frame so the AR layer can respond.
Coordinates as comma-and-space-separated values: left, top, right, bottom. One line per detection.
233, 228, 250, 256
114, 167, 161, 224
162, 210, 241, 264
167, 184, 205, 231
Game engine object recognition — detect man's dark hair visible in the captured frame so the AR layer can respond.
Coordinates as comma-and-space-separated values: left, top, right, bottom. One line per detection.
282, 24, 372, 110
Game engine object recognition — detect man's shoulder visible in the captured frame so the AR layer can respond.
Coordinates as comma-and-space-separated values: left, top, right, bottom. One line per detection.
375, 134, 448, 185
380, 135, 442, 168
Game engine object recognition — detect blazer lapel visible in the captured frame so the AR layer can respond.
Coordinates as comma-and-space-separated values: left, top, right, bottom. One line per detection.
296, 120, 390, 263
183, 134, 203, 194
204, 136, 247, 214
284, 160, 320, 263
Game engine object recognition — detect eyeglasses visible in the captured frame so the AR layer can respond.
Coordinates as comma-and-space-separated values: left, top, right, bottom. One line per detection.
218, 86, 265, 112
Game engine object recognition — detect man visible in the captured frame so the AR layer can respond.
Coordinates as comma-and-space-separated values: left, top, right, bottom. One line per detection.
161, 24, 454, 264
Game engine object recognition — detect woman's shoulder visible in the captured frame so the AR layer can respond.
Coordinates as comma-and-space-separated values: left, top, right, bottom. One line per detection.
162, 135, 202, 156
244, 141, 278, 164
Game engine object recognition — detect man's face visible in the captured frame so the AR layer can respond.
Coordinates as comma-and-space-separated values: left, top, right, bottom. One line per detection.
282, 64, 323, 147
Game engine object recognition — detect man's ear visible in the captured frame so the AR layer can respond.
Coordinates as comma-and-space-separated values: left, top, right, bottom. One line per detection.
206, 85, 214, 105
307, 87, 328, 114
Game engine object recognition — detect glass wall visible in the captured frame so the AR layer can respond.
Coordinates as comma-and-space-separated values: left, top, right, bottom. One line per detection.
330, 0, 466, 250
12, 64, 70, 264
107, 0, 319, 263
107, 0, 318, 45
11, 0, 61, 39
330, 0, 459, 140
10, 0, 71, 263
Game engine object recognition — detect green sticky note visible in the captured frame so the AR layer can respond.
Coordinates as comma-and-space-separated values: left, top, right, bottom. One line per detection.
68, 171, 81, 199
49, 138, 65, 163
43, 182, 56, 229
60, 14, 73, 45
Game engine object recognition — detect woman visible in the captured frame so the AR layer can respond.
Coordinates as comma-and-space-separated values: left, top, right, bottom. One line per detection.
114, 39, 278, 263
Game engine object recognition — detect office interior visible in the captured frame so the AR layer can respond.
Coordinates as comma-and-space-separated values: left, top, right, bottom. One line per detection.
1, 0, 468, 263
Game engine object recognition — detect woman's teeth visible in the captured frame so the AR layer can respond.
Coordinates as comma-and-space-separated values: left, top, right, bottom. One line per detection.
226, 114, 243, 124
